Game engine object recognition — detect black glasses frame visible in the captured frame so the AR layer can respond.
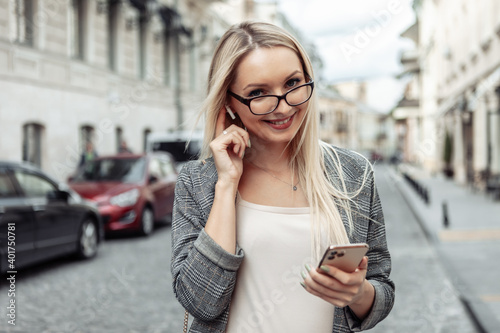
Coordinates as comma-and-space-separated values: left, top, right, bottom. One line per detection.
227, 79, 315, 115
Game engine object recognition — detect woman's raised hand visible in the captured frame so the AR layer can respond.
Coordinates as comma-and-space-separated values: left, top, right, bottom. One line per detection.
209, 106, 250, 186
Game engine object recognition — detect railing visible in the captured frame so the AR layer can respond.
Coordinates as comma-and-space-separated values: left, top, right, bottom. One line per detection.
402, 172, 430, 205
486, 174, 500, 201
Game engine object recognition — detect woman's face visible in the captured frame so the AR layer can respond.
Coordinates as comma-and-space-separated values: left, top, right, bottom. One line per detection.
228, 46, 310, 147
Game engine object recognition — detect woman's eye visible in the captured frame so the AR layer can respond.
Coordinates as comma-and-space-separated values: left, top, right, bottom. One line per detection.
248, 89, 264, 98
286, 78, 301, 88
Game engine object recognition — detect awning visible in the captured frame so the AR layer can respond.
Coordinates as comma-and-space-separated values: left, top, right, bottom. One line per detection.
437, 66, 500, 116
437, 95, 463, 116
468, 66, 500, 110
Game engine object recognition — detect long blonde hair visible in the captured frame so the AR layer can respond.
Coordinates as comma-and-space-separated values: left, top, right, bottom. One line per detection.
195, 21, 366, 261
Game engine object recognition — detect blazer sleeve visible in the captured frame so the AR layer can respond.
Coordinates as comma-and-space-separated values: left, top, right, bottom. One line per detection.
345, 167, 395, 331
170, 161, 244, 321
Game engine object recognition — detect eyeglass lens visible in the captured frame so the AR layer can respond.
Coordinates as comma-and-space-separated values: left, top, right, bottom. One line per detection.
250, 84, 312, 114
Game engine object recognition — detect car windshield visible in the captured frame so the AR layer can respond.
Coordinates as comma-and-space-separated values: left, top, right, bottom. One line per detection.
152, 140, 200, 162
75, 157, 146, 183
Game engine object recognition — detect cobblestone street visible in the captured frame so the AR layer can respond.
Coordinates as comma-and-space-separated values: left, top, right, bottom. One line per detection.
368, 165, 478, 333
1, 222, 186, 333
0, 164, 479, 333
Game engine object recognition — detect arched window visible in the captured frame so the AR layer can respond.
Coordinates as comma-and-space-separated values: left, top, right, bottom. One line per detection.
80, 125, 95, 149
22, 123, 44, 167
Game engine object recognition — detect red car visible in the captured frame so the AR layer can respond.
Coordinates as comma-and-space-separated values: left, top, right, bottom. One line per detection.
69, 152, 177, 236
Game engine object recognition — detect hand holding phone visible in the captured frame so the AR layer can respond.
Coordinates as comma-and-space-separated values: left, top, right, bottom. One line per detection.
318, 243, 369, 273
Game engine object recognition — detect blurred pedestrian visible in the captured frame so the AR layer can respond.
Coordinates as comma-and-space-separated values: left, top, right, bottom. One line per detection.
171, 21, 394, 333
118, 140, 132, 154
79, 142, 98, 167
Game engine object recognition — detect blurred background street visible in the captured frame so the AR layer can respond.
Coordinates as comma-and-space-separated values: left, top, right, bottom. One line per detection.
1, 0, 500, 332
0, 164, 486, 333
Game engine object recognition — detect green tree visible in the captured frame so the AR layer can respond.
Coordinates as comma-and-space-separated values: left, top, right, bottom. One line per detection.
443, 131, 453, 177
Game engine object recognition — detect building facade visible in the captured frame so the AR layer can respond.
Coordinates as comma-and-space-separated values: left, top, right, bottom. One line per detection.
323, 81, 392, 160
392, 20, 421, 164
0, 0, 392, 182
410, 0, 500, 190
0, 0, 227, 181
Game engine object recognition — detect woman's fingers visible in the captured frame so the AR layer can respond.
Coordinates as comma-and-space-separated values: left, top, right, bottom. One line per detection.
219, 125, 250, 153
210, 105, 251, 180
301, 257, 369, 307
210, 123, 251, 183
317, 256, 368, 285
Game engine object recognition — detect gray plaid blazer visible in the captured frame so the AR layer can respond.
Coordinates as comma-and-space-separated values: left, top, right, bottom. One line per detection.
171, 145, 394, 332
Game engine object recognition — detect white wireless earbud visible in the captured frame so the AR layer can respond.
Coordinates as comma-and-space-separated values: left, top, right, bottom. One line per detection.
225, 105, 236, 120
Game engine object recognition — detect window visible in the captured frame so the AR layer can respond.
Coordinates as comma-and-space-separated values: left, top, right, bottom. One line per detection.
22, 123, 44, 167
0, 173, 18, 198
108, 0, 119, 71
143, 129, 151, 152
163, 30, 172, 86
159, 157, 176, 177
80, 125, 95, 148
74, 157, 145, 183
69, 0, 86, 60
116, 127, 123, 153
148, 158, 162, 178
14, 171, 56, 197
138, 14, 148, 79
10, 0, 34, 46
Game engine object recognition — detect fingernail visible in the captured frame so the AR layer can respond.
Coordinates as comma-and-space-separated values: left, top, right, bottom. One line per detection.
305, 264, 312, 272
301, 270, 308, 280
320, 265, 330, 273
300, 281, 307, 289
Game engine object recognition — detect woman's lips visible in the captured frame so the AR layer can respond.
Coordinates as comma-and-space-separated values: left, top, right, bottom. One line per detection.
264, 113, 295, 130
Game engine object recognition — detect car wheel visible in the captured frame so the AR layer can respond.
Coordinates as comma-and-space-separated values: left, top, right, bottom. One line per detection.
77, 218, 99, 259
140, 207, 154, 236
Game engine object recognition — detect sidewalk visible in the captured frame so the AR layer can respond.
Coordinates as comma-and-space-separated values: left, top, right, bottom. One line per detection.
389, 164, 500, 333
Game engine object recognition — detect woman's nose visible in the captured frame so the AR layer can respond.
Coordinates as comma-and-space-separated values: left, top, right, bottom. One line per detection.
274, 96, 292, 114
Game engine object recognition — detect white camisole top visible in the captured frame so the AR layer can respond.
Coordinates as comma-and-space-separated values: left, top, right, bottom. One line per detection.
225, 197, 334, 333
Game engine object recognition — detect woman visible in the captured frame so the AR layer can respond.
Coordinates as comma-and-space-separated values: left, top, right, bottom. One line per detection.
171, 21, 394, 332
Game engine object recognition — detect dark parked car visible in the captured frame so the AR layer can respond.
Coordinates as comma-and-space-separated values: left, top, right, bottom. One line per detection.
0, 160, 103, 273
68, 152, 177, 236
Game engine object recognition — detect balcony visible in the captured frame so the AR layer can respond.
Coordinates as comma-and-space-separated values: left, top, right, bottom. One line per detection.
398, 49, 419, 76
400, 49, 418, 65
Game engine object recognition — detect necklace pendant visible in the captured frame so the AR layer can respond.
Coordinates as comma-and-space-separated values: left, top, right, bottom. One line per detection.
293, 185, 297, 191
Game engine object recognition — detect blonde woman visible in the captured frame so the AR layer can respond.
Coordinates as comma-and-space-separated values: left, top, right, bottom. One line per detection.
171, 21, 394, 333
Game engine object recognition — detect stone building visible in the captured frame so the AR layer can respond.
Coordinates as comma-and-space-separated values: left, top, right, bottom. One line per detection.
392, 20, 421, 164
0, 0, 392, 182
410, 0, 500, 190
0, 0, 226, 181
321, 81, 391, 160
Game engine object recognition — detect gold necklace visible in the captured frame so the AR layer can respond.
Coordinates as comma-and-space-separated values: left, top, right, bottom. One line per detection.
247, 160, 299, 191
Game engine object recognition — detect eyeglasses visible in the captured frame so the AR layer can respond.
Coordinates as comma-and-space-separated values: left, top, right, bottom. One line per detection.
227, 79, 314, 115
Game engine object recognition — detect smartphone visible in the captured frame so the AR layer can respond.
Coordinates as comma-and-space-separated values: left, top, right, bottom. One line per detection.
318, 243, 369, 273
